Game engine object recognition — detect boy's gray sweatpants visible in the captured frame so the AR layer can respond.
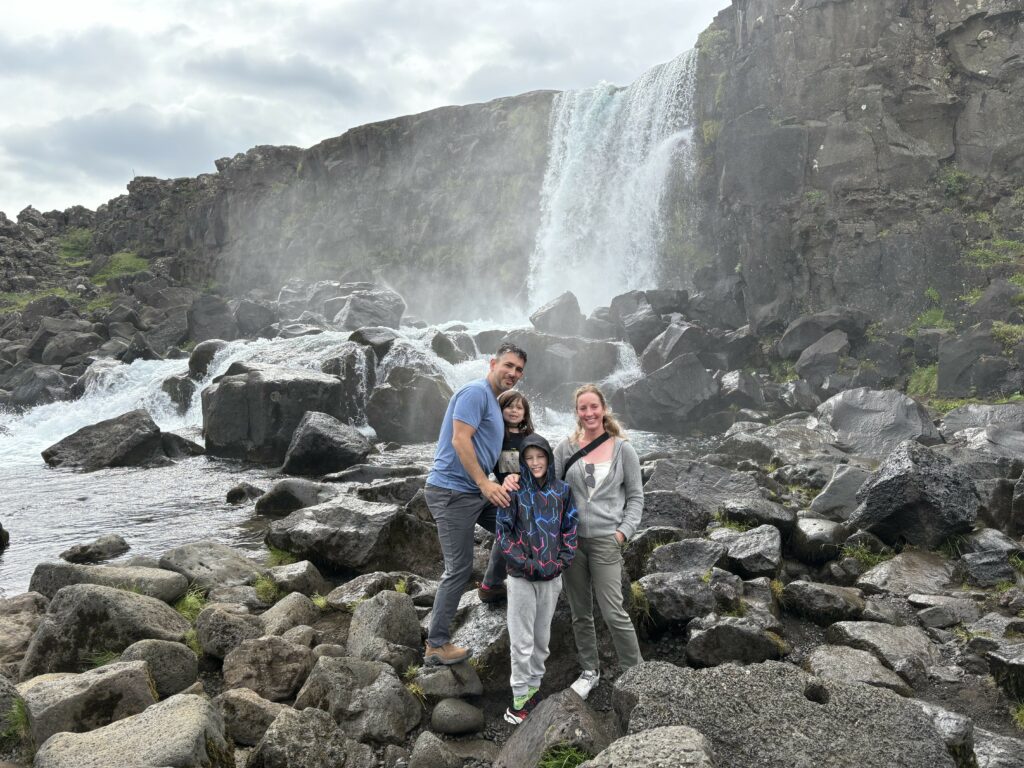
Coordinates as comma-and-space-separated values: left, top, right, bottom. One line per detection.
507, 574, 562, 698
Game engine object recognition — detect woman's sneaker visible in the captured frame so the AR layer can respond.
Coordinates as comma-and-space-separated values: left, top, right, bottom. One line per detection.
503, 691, 540, 725
570, 670, 600, 699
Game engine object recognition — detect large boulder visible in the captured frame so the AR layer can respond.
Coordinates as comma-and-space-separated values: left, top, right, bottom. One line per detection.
19, 660, 157, 745
7, 363, 74, 406
159, 540, 266, 591
41, 409, 177, 471
346, 590, 421, 672
0, 592, 48, 666
29, 562, 188, 603
196, 605, 263, 660
937, 324, 1003, 397
529, 292, 585, 336
795, 329, 849, 387
640, 322, 708, 374
187, 294, 239, 342
848, 441, 980, 548
59, 534, 130, 564
613, 661, 952, 767
234, 300, 278, 336
781, 581, 865, 626
40, 331, 105, 366
826, 621, 939, 669
494, 689, 610, 768
202, 362, 350, 463
365, 365, 453, 443
620, 354, 719, 434
248, 707, 375, 768
815, 388, 941, 458
266, 497, 442, 578
120, 638, 198, 698
25, 317, 95, 362
855, 551, 955, 596
809, 464, 872, 521
777, 309, 871, 360
214, 687, 288, 747
330, 287, 406, 330
804, 645, 912, 696
644, 458, 762, 518
684, 615, 786, 667
579, 726, 714, 768
281, 411, 372, 475
500, 329, 620, 394
255, 478, 340, 516
32, 694, 232, 768
223, 636, 315, 702
320, 340, 376, 417
21, 584, 191, 678
941, 403, 1024, 438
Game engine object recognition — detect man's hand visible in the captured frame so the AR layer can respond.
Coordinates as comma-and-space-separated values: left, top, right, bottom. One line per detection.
480, 479, 511, 508
614, 530, 626, 544
502, 473, 521, 492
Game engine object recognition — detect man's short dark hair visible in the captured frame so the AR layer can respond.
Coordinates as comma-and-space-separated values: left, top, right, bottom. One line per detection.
495, 342, 527, 365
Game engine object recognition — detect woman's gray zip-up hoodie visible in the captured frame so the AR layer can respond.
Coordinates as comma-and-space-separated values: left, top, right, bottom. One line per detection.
553, 437, 644, 540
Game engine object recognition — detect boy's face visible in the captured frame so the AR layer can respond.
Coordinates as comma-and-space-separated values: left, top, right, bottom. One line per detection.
523, 446, 548, 479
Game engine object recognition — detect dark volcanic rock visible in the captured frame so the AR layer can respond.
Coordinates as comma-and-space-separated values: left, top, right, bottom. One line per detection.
815, 388, 941, 458
41, 409, 172, 471
795, 329, 849, 387
330, 286, 406, 330
778, 309, 870, 360
501, 329, 619, 394
365, 365, 453, 443
621, 354, 719, 433
685, 615, 786, 667
640, 322, 708, 374
281, 411, 372, 475
59, 534, 130, 564
849, 440, 980, 548
529, 291, 585, 336
188, 294, 239, 342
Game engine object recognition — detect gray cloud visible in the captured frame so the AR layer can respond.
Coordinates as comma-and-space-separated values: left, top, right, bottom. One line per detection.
0, 27, 151, 85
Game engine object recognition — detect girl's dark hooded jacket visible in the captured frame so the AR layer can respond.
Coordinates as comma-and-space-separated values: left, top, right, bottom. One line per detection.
495, 434, 578, 581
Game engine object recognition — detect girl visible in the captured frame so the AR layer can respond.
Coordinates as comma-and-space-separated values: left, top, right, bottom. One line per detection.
478, 390, 535, 602
554, 384, 644, 699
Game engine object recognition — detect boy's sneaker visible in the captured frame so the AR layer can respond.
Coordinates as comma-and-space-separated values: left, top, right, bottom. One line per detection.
477, 581, 506, 604
570, 669, 600, 700
503, 691, 540, 725
424, 642, 470, 666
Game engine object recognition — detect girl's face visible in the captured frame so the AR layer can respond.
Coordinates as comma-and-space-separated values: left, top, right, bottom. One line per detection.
502, 398, 525, 426
576, 392, 605, 433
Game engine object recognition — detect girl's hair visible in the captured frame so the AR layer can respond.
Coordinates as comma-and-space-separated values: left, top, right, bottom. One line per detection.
498, 390, 534, 435
571, 384, 626, 443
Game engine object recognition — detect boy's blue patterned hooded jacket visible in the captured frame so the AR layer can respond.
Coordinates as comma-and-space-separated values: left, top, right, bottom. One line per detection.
496, 434, 578, 581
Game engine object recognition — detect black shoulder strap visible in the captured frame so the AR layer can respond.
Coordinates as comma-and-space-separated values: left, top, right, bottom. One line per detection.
561, 432, 611, 480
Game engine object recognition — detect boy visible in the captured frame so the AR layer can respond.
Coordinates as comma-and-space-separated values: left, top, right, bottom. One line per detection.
495, 434, 578, 724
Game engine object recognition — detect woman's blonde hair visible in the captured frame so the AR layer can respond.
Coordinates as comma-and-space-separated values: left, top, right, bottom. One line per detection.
571, 384, 626, 443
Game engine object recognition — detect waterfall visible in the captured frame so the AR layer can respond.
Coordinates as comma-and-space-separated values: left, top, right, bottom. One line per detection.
528, 50, 697, 313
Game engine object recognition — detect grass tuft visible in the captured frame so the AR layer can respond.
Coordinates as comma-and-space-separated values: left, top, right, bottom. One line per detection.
629, 581, 652, 626
265, 545, 297, 567
174, 585, 207, 624
403, 664, 420, 681
770, 579, 785, 603
538, 744, 594, 768
713, 511, 754, 533
939, 535, 969, 560
1010, 553, 1024, 575
909, 307, 953, 335
841, 544, 893, 570
311, 592, 329, 611
992, 322, 1024, 354
80, 649, 120, 670
254, 575, 282, 605
405, 682, 426, 708
1, 698, 34, 757
183, 628, 202, 656
394, 578, 408, 595
1012, 702, 1024, 732
907, 364, 938, 397
58, 227, 93, 266
91, 251, 148, 286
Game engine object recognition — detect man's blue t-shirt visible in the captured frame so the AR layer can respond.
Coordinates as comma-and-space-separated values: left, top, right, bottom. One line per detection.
427, 377, 504, 493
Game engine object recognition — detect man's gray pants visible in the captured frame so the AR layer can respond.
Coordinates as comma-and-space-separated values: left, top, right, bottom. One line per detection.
425, 484, 506, 648
507, 574, 562, 698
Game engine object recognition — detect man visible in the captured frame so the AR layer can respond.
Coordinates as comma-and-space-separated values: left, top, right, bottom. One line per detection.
424, 342, 527, 665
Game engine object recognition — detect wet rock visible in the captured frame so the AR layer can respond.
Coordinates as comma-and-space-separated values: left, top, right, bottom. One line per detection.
353, 475, 426, 506
804, 645, 911, 696
346, 590, 421, 672
987, 646, 1024, 702
613, 661, 951, 768
809, 464, 871, 521
293, 656, 421, 744
724, 525, 781, 579
188, 294, 239, 342
40, 331, 104, 366
849, 441, 980, 548
160, 372, 195, 413
790, 518, 846, 565
234, 300, 278, 336
249, 707, 375, 768
202, 362, 352, 464
579, 725, 714, 768
644, 538, 727, 576
196, 605, 264, 660
29, 562, 187, 603
826, 621, 939, 669
685, 615, 787, 667
26, 317, 95, 362
718, 497, 796, 534
227, 481, 265, 504
856, 551, 954, 596
644, 458, 760, 515
955, 550, 1019, 587
32, 694, 232, 768
159, 540, 266, 591
21, 584, 190, 678
636, 572, 715, 627
430, 698, 485, 735
255, 478, 340, 516
430, 330, 470, 365
187, 338, 228, 378
41, 409, 173, 471
329, 286, 406, 330
19, 661, 157, 745
621, 354, 718, 434
59, 534, 129, 564
910, 594, 980, 628
493, 689, 610, 768
120, 332, 161, 364
782, 581, 865, 625
795, 329, 849, 386
280, 411, 372, 476
349, 326, 399, 358
640, 321, 708, 374
214, 687, 288, 747
120, 638, 197, 697
365, 365, 453, 443
7, 363, 74, 407
266, 496, 442, 578
500, 329, 619, 394
816, 388, 941, 458
965, 527, 1022, 555
223, 635, 314, 702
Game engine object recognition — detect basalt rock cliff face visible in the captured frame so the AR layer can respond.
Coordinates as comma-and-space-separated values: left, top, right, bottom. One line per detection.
689, 0, 1024, 331
89, 91, 555, 321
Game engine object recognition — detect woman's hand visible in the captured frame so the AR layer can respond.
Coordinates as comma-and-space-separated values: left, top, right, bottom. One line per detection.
614, 530, 626, 544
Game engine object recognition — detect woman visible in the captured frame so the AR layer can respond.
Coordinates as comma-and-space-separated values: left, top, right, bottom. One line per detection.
554, 384, 644, 700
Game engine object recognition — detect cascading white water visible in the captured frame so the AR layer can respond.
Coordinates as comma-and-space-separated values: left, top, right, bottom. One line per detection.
528, 50, 697, 313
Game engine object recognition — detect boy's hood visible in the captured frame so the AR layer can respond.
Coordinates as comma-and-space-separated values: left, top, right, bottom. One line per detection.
519, 433, 555, 486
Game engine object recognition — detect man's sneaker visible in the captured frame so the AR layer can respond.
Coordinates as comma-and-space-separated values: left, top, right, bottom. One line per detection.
503, 692, 541, 725
570, 670, 600, 700
424, 642, 470, 666
477, 581, 507, 604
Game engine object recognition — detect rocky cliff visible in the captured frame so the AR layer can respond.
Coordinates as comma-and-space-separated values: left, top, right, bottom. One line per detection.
690, 0, 1024, 331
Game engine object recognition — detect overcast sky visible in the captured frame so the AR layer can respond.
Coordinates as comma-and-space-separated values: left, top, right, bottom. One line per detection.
0, 0, 723, 218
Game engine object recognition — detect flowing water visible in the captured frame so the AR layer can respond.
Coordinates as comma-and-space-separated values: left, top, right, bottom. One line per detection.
0, 324, 690, 597
529, 50, 698, 312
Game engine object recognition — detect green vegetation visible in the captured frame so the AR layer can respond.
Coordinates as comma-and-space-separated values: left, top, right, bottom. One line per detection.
907, 364, 938, 397
909, 307, 954, 334
713, 511, 754, 533
700, 569, 712, 584
804, 190, 825, 204
939, 535, 968, 560
1012, 702, 1024, 732
1010, 553, 1024, 575
926, 394, 1024, 414
629, 581, 652, 626
1010, 273, 1024, 289
80, 649, 120, 670
0, 287, 76, 311
343, 597, 366, 613
311, 592, 329, 611
939, 167, 971, 198
722, 601, 747, 618
538, 745, 594, 768
768, 359, 798, 383
174, 585, 207, 624
91, 250, 148, 286
992, 322, 1024, 354
696, 27, 731, 58
266, 545, 297, 567
403, 664, 420, 681
995, 580, 1016, 594
841, 543, 893, 570
254, 575, 281, 605
394, 578, 408, 595
701, 120, 722, 145
966, 247, 1014, 267
58, 227, 93, 266
1, 698, 34, 757
959, 287, 984, 305
183, 628, 202, 656
770, 579, 785, 603
925, 286, 941, 305
405, 682, 426, 708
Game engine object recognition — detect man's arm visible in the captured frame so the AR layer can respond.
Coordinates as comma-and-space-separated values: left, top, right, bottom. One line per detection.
452, 419, 511, 507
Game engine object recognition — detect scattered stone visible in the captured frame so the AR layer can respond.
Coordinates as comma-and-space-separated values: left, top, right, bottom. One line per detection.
214, 687, 288, 747
248, 707, 374, 768
815, 388, 941, 457
955, 550, 1019, 588
409, 731, 498, 768
810, 464, 872, 521
0, 592, 48, 666
29, 562, 187, 603
790, 518, 846, 565
826, 621, 939, 670
856, 551, 955, 596
159, 540, 266, 591
41, 409, 175, 471
188, 339, 228, 378
119, 639, 198, 698
227, 481, 265, 504
493, 690, 610, 768
365, 365, 453, 443
255, 478, 340, 516
637, 572, 715, 627
430, 698, 485, 735
281, 411, 372, 476
685, 615, 787, 667
724, 525, 782, 578
644, 538, 727, 576
268, 560, 328, 596
196, 604, 264, 659
223, 636, 314, 702
347, 590, 421, 672
804, 644, 911, 696
579, 726, 714, 768
59, 534, 129, 564
412, 662, 483, 703
782, 581, 865, 625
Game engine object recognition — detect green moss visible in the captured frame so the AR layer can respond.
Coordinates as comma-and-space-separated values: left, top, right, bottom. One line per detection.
1, 698, 34, 757
629, 581, 652, 626
959, 287, 984, 305
0, 287, 76, 311
394, 578, 408, 595
254, 575, 281, 605
768, 359, 798, 383
538, 745, 594, 768
84, 293, 117, 312
804, 190, 825, 204
841, 544, 893, 570
1010, 273, 1024, 289
1012, 702, 1024, 732
939, 167, 971, 198
991, 322, 1024, 354
907, 364, 938, 397
696, 27, 731, 57
183, 628, 202, 656
91, 251, 148, 286
927, 394, 1024, 414
966, 247, 1014, 267
925, 286, 941, 305
909, 307, 953, 334
311, 593, 329, 611
58, 227, 93, 266
266, 545, 297, 567
701, 120, 722, 145
174, 585, 207, 624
